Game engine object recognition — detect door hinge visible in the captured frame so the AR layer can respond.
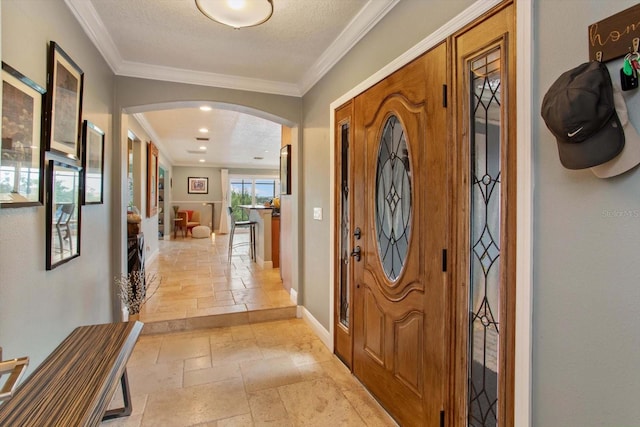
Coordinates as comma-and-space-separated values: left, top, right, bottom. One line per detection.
442, 84, 448, 108
442, 249, 447, 272
440, 410, 445, 427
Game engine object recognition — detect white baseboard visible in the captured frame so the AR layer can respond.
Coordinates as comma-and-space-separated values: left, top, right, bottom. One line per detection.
290, 288, 298, 304
301, 306, 332, 351
146, 248, 158, 265
256, 256, 273, 269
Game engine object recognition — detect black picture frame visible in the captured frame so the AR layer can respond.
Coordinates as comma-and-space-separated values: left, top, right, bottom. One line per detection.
1, 62, 46, 207
46, 41, 84, 161
46, 159, 82, 270
188, 176, 208, 194
280, 144, 291, 195
81, 120, 104, 205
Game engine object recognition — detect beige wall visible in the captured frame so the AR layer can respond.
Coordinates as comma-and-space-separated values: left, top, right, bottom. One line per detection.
0, 0, 115, 370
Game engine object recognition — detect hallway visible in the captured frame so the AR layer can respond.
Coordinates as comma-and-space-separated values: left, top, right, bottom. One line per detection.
106, 233, 397, 426
138, 232, 296, 333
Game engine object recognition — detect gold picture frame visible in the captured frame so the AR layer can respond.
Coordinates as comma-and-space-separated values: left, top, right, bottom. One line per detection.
147, 141, 159, 217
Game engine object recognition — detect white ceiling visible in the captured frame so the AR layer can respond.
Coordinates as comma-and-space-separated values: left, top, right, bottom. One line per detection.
67, 0, 399, 168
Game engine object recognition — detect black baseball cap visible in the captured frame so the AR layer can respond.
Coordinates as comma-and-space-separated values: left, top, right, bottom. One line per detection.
541, 61, 624, 169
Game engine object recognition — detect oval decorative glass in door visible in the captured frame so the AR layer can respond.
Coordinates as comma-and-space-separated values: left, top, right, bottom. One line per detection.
375, 115, 412, 281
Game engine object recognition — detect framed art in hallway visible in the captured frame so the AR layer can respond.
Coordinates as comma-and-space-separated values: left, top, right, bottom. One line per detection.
147, 141, 159, 217
45, 159, 82, 270
81, 120, 104, 205
0, 62, 46, 208
46, 41, 84, 161
188, 176, 208, 194
280, 144, 291, 195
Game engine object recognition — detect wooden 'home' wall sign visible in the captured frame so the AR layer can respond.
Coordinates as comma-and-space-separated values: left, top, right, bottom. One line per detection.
589, 3, 640, 63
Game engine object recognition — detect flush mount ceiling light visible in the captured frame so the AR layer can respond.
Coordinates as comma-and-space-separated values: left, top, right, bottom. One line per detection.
195, 0, 273, 29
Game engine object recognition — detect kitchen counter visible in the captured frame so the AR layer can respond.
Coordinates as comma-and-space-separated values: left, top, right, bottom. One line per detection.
238, 205, 277, 268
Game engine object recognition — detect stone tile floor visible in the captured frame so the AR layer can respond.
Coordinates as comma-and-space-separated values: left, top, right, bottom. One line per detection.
105, 233, 397, 426
139, 232, 295, 324
102, 319, 397, 426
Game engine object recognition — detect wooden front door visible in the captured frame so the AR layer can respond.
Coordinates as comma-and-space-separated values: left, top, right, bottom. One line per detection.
352, 42, 448, 427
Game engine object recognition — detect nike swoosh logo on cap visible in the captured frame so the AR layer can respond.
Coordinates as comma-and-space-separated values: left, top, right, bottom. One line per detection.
568, 127, 583, 137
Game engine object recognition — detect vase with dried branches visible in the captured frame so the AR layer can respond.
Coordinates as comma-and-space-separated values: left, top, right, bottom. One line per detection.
115, 271, 161, 321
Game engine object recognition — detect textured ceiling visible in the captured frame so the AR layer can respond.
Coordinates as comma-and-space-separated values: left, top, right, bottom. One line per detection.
67, 0, 399, 168
140, 107, 283, 169
89, 0, 368, 84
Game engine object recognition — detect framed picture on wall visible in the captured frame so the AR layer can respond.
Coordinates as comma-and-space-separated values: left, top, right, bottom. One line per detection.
45, 159, 82, 270
1, 62, 46, 208
46, 41, 84, 161
280, 144, 291, 195
188, 176, 208, 194
81, 120, 104, 205
147, 141, 159, 217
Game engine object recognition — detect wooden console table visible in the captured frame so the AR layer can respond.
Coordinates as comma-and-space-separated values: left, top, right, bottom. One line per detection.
0, 321, 143, 426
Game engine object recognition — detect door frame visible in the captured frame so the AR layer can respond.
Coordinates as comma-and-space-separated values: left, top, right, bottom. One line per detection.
328, 0, 533, 425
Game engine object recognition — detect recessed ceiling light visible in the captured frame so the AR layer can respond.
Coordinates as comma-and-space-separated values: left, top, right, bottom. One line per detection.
199, 159, 205, 163
199, 128, 208, 133
200, 106, 212, 111
199, 146, 207, 150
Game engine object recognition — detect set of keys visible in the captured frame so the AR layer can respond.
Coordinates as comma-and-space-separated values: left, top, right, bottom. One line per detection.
621, 51, 640, 91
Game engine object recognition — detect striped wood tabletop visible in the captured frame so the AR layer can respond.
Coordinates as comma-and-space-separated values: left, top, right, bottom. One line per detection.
0, 321, 143, 426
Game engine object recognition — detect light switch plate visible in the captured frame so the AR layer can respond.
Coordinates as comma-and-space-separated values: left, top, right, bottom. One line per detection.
313, 207, 323, 220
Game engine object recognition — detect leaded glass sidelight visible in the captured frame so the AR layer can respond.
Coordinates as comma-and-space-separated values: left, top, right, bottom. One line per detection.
468, 48, 501, 427
375, 115, 412, 282
339, 122, 350, 327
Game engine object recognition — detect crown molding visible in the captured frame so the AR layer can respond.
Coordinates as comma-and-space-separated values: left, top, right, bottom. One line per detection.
65, 0, 300, 96
66, 0, 398, 97
330, 0, 503, 110
171, 161, 279, 169
64, 0, 122, 73
118, 61, 301, 97
131, 113, 176, 165
299, 0, 400, 95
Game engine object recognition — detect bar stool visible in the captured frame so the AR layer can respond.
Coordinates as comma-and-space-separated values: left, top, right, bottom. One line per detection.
227, 207, 256, 262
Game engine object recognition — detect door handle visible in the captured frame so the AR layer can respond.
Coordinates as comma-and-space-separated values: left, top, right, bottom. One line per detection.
350, 246, 361, 262
354, 227, 361, 240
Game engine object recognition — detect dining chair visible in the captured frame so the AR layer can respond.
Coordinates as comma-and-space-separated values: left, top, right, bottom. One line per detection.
227, 207, 256, 262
